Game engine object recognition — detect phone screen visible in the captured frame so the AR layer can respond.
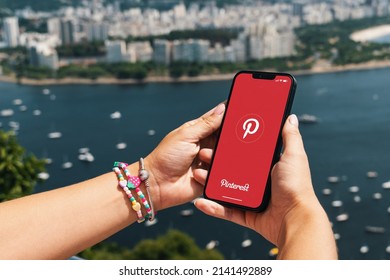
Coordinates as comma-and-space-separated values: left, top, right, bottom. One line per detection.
204, 71, 296, 211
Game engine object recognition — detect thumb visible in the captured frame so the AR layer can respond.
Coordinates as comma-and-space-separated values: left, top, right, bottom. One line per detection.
282, 114, 306, 157
185, 103, 225, 140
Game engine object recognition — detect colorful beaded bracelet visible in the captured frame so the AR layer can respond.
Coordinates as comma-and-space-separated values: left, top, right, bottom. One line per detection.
114, 162, 153, 221
113, 166, 144, 222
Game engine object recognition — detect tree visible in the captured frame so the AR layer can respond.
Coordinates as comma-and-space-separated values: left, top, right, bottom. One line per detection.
0, 130, 46, 202
80, 229, 224, 260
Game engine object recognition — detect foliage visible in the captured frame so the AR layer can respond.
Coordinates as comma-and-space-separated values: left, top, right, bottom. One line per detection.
0, 130, 46, 202
56, 42, 106, 58
80, 229, 224, 260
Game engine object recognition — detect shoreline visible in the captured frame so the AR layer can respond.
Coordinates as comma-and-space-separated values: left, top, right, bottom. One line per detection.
1, 60, 390, 86
350, 24, 390, 42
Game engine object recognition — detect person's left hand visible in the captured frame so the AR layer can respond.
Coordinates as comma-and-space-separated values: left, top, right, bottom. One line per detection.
144, 103, 225, 211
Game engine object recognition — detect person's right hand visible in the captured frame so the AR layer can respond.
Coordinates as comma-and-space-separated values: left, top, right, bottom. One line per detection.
194, 115, 337, 259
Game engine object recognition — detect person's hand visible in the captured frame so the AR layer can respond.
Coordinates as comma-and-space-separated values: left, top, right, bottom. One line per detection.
194, 115, 333, 250
144, 103, 225, 211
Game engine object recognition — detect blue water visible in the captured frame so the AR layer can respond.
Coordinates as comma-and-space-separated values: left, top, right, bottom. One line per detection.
1, 68, 390, 259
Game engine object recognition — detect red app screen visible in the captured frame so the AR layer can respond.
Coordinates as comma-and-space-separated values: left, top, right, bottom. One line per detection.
205, 72, 293, 209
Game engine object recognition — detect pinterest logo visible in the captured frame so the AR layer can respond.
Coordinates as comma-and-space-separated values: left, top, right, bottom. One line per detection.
236, 114, 264, 143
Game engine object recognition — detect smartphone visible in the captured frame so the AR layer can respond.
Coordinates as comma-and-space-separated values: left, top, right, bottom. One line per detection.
204, 71, 297, 212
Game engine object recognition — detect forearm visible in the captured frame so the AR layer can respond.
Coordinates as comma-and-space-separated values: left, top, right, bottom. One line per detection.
277, 201, 338, 260
0, 162, 144, 260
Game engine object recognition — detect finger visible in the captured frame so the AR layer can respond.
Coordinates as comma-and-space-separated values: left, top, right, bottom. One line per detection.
194, 198, 247, 228
282, 114, 306, 157
199, 148, 213, 164
184, 103, 225, 140
193, 168, 208, 186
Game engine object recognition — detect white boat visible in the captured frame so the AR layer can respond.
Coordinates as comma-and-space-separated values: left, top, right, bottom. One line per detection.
19, 105, 27, 112
44, 158, 53, 165
37, 172, 50, 180
241, 239, 252, 248
42, 88, 50, 95
336, 213, 349, 222
0, 109, 14, 117
333, 233, 341, 240
33, 110, 42, 116
386, 245, 390, 254
180, 209, 194, 217
206, 240, 219, 250
349, 186, 359, 193
327, 176, 340, 183
145, 218, 158, 227
79, 147, 90, 154
388, 207, 390, 214
331, 200, 343, 208
353, 195, 362, 203
50, 94, 56, 101
367, 171, 378, 178
8, 121, 20, 130
110, 111, 122, 119
372, 192, 382, 200
365, 226, 385, 234
62, 161, 73, 169
78, 152, 95, 162
48, 132, 62, 139
147, 129, 156, 136
382, 181, 390, 189
13, 99, 22, 105
360, 245, 369, 254
322, 188, 332, 195
116, 142, 127, 150
298, 114, 318, 124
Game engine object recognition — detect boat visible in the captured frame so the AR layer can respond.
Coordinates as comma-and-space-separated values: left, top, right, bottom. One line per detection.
366, 171, 378, 178
206, 240, 219, 250
360, 245, 369, 254
50, 94, 56, 101
33, 110, 42, 116
42, 88, 50, 95
349, 186, 359, 193
116, 142, 127, 150
12, 99, 22, 105
37, 172, 50, 180
44, 158, 53, 165
382, 181, 390, 189
62, 161, 73, 169
145, 218, 158, 227
336, 213, 349, 222
147, 129, 156, 136
333, 233, 341, 240
327, 176, 340, 183
365, 226, 385, 234
19, 105, 27, 112
48, 132, 62, 139
372, 192, 382, 200
331, 200, 343, 208
79, 147, 90, 154
298, 114, 318, 124
353, 195, 362, 203
8, 121, 20, 131
110, 111, 122, 119
0, 109, 14, 117
78, 152, 95, 162
180, 209, 194, 217
386, 245, 390, 254
322, 188, 332, 195
388, 207, 390, 214
241, 239, 252, 248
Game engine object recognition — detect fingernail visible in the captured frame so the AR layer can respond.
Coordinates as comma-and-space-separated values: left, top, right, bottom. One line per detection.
213, 103, 225, 115
289, 114, 299, 128
193, 198, 199, 206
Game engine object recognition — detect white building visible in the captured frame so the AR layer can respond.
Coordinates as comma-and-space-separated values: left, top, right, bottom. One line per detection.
86, 21, 109, 42
60, 18, 76, 45
28, 43, 59, 70
172, 39, 209, 62
153, 39, 171, 65
105, 40, 132, 63
128, 41, 153, 62
3, 17, 19, 47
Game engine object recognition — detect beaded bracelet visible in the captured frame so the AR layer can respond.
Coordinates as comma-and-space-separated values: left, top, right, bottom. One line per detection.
139, 157, 155, 221
113, 166, 144, 222
114, 162, 153, 221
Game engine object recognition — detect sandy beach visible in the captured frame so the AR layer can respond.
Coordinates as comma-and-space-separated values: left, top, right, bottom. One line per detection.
1, 60, 390, 86
350, 24, 390, 42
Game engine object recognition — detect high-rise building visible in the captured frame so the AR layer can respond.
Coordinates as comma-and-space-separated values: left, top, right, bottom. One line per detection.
172, 39, 209, 62
60, 19, 75, 45
153, 39, 171, 65
3, 17, 19, 47
86, 21, 109, 42
105, 40, 132, 63
128, 41, 153, 62
47, 18, 61, 39
28, 44, 59, 70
